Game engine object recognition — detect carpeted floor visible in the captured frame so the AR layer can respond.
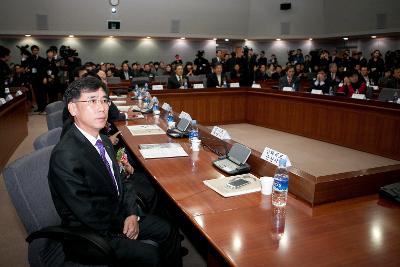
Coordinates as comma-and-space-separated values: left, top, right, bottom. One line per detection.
220, 123, 399, 176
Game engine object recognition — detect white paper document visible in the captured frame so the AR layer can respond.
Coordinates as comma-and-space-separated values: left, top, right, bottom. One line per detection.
127, 125, 165, 136
112, 100, 127, 105
139, 143, 188, 159
203, 173, 261, 197
110, 95, 127, 99
117, 106, 131, 112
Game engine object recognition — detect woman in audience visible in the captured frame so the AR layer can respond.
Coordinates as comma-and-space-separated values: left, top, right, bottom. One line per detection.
367, 50, 385, 85
184, 62, 195, 76
230, 64, 241, 82
337, 71, 366, 97
163, 64, 173, 76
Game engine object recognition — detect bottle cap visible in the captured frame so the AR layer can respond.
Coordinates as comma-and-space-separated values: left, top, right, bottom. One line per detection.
278, 158, 287, 167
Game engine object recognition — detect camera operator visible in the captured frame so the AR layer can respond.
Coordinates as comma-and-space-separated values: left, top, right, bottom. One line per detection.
59, 45, 81, 83
193, 50, 210, 75
26, 45, 47, 113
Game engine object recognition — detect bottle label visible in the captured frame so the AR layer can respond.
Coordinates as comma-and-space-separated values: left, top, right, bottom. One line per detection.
273, 177, 288, 192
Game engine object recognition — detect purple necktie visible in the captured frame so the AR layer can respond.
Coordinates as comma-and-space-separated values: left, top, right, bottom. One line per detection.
95, 139, 119, 195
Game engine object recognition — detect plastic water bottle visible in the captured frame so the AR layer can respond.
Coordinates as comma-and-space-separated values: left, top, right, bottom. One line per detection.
4, 87, 13, 101
184, 79, 188, 89
223, 79, 228, 88
189, 120, 199, 142
271, 159, 289, 207
144, 83, 148, 91
167, 109, 174, 123
329, 86, 334, 96
393, 91, 399, 103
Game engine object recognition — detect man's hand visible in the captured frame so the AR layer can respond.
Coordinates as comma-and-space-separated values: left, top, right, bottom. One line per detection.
109, 131, 121, 145
123, 215, 140, 239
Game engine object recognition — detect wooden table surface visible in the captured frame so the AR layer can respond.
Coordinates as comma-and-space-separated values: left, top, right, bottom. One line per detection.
114, 96, 400, 267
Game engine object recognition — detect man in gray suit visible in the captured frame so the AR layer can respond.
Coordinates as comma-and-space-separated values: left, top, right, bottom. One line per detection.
279, 66, 300, 91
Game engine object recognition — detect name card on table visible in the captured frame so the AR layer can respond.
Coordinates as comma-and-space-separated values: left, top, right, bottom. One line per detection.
5, 94, 13, 101
311, 89, 323, 95
352, 93, 366, 100
252, 83, 261, 88
0, 98, 6, 105
162, 103, 171, 111
4, 88, 10, 94
371, 86, 379, 91
15, 90, 23, 96
152, 84, 164, 90
179, 111, 192, 121
261, 147, 292, 167
211, 126, 231, 140
282, 87, 294, 92
193, 83, 204, 89
230, 82, 240, 88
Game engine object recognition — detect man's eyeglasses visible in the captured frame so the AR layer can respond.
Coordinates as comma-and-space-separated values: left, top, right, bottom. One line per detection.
74, 99, 111, 106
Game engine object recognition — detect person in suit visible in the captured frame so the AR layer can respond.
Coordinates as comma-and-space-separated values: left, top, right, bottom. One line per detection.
167, 65, 189, 89
43, 48, 60, 103
26, 45, 47, 113
207, 63, 227, 87
49, 77, 182, 267
211, 50, 222, 65
326, 63, 342, 89
0, 45, 11, 98
255, 64, 269, 82
118, 62, 133, 80
360, 66, 373, 85
367, 50, 385, 85
279, 66, 300, 91
310, 69, 331, 94
386, 67, 400, 89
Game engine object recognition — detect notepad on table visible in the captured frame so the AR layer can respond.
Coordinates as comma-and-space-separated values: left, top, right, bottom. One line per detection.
117, 106, 131, 112
139, 143, 188, 159
113, 100, 127, 105
127, 125, 165, 136
110, 95, 127, 99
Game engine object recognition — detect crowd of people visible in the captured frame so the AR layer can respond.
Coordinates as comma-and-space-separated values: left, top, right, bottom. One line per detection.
1, 43, 400, 113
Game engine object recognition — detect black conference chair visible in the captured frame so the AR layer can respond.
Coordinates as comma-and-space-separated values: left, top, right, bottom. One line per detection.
33, 127, 62, 150
45, 101, 65, 115
46, 110, 64, 130
2, 146, 116, 267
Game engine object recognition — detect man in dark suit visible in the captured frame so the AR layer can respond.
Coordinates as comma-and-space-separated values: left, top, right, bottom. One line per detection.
279, 66, 300, 91
0, 45, 11, 98
118, 62, 133, 80
167, 65, 189, 89
310, 69, 331, 94
207, 63, 227, 87
49, 77, 182, 267
26, 45, 47, 113
211, 50, 222, 65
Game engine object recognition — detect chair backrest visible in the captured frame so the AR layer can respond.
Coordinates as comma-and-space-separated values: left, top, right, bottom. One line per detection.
106, 77, 121, 84
34, 128, 62, 150
45, 101, 64, 115
2, 146, 60, 235
154, 75, 169, 83
46, 110, 64, 131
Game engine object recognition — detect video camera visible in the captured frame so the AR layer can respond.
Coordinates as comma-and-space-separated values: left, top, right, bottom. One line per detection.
60, 45, 78, 58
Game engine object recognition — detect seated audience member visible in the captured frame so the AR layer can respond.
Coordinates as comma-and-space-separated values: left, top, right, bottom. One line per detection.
163, 64, 173, 76
337, 71, 366, 97
207, 63, 227, 87
139, 63, 154, 79
360, 66, 373, 85
230, 64, 241, 82
99, 63, 107, 72
106, 69, 114, 77
279, 66, 300, 91
153, 62, 163, 76
118, 62, 133, 80
49, 77, 182, 267
183, 62, 195, 76
326, 63, 342, 88
266, 64, 275, 78
386, 67, 400, 89
167, 64, 189, 89
378, 69, 393, 87
318, 50, 330, 71
131, 63, 141, 77
294, 63, 305, 78
310, 69, 330, 94
73, 66, 88, 80
255, 64, 269, 81
367, 49, 385, 85
271, 65, 283, 80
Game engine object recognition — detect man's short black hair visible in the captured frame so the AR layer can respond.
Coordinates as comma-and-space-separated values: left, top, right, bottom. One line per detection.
213, 62, 223, 68
31, 45, 39, 51
64, 76, 107, 105
0, 45, 10, 58
73, 66, 87, 79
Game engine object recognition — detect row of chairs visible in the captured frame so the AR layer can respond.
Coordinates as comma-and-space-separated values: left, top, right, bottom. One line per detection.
3, 101, 118, 266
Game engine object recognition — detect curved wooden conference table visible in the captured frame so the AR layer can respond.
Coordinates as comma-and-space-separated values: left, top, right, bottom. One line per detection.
113, 92, 400, 267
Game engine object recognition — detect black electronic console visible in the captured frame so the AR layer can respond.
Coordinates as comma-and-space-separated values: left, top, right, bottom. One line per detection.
212, 143, 251, 175
166, 118, 191, 138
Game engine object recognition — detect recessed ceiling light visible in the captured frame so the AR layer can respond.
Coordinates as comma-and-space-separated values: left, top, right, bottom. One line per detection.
180, 37, 186, 40
276, 38, 281, 41
371, 35, 377, 39
111, 7, 117, 13
146, 36, 151, 39
213, 38, 217, 41
309, 38, 313, 41
24, 34, 31, 37
343, 37, 349, 40
225, 38, 229, 41
68, 35, 75, 38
